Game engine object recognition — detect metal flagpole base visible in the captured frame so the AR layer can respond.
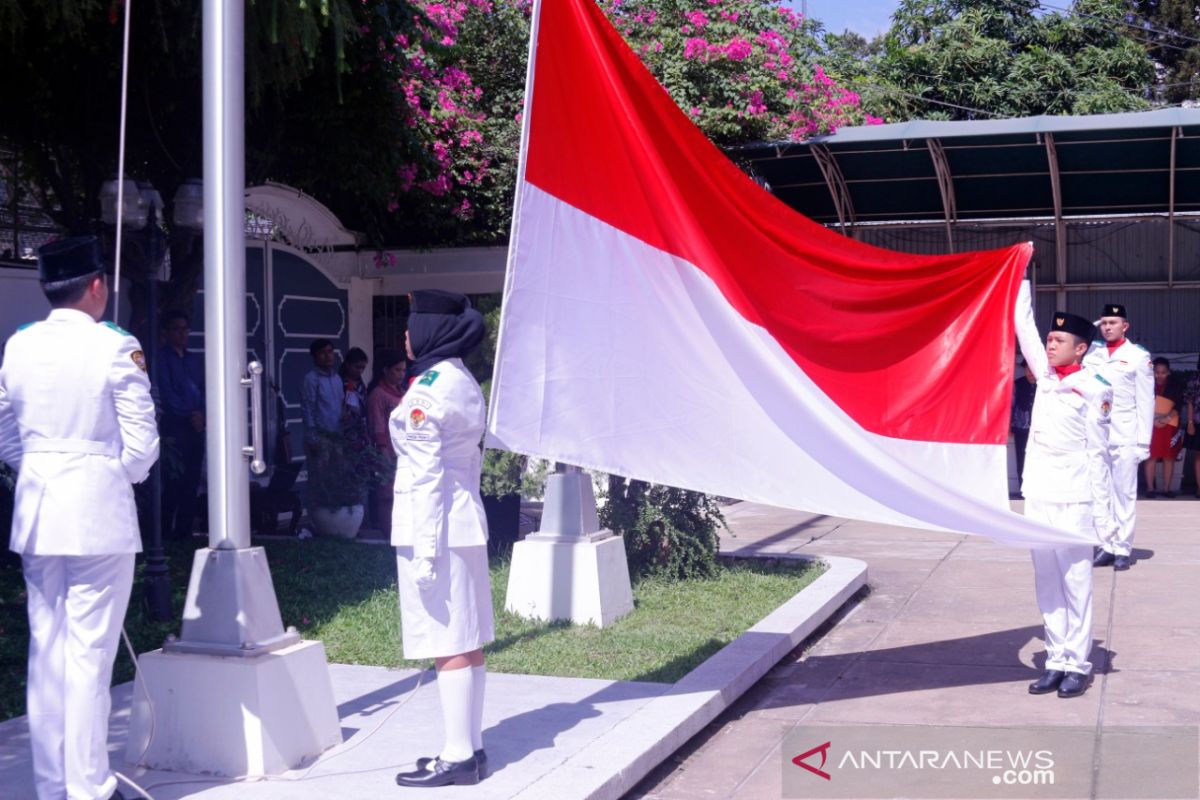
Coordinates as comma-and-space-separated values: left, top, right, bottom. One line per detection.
504, 468, 633, 627
127, 544, 341, 775
125, 640, 341, 776
164, 546, 300, 656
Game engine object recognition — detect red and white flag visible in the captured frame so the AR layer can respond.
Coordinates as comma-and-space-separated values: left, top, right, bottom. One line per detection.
488, 0, 1094, 547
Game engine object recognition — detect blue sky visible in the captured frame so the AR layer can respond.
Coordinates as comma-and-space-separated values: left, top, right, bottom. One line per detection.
790, 0, 898, 38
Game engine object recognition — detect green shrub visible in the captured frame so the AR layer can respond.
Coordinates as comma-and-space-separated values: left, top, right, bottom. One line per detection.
601, 476, 726, 581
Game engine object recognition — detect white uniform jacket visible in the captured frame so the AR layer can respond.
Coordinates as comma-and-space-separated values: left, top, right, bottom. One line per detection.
1013, 286, 1115, 535
0, 309, 159, 555
389, 358, 488, 556
1082, 339, 1153, 448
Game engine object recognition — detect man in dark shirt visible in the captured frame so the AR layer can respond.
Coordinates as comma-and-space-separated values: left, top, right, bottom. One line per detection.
157, 310, 205, 539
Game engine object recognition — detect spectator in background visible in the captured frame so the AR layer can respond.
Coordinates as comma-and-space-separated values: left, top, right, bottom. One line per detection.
1145, 357, 1184, 498
158, 310, 205, 539
1011, 357, 1036, 486
367, 349, 407, 533
340, 346, 369, 443
300, 338, 342, 452
1185, 356, 1200, 499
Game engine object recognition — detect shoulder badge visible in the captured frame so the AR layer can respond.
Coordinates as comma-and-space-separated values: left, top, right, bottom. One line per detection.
418, 369, 440, 387
16, 321, 36, 332
131, 350, 147, 372
1132, 343, 1149, 353
409, 407, 427, 429
103, 320, 131, 336
1093, 373, 1111, 386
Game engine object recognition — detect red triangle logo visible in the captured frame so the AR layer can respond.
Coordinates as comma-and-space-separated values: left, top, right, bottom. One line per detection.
792, 740, 832, 780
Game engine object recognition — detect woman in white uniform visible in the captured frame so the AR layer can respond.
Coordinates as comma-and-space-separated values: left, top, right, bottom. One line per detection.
391, 290, 493, 788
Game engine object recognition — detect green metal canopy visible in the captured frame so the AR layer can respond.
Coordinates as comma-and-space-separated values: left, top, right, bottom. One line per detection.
735, 108, 1200, 228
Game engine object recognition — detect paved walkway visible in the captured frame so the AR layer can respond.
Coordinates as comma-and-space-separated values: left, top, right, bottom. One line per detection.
632, 499, 1200, 799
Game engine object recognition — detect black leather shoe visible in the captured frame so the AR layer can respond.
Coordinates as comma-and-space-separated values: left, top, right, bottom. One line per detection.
416, 749, 488, 779
396, 755, 480, 787
1113, 555, 1131, 571
1057, 672, 1091, 698
1093, 550, 1116, 567
1028, 670, 1066, 694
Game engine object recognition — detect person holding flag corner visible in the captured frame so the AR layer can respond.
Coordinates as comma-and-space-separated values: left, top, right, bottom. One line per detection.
1013, 282, 1116, 698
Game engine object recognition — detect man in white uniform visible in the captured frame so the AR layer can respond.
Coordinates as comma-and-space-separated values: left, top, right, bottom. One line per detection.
1083, 303, 1153, 571
0, 236, 159, 800
1013, 287, 1114, 698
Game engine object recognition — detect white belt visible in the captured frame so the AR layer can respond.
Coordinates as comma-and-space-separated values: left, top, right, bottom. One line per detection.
23, 438, 118, 457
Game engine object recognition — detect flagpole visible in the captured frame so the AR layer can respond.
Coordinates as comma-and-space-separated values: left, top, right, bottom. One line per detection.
486, 0, 543, 427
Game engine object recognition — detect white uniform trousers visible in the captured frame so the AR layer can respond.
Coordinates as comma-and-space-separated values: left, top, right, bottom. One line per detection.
1025, 500, 1094, 676
1100, 446, 1140, 557
23, 554, 134, 800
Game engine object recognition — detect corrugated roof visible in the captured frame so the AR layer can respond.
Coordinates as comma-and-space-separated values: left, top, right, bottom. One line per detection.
734, 109, 1200, 225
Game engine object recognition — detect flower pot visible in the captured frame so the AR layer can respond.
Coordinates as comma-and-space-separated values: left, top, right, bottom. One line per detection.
310, 504, 365, 539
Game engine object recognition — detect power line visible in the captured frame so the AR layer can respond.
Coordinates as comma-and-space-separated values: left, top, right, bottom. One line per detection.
861, 83, 1006, 117
1036, 1, 1200, 51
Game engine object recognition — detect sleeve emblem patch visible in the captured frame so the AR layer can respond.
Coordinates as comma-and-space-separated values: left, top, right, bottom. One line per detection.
418, 370, 440, 387
1101, 400, 1111, 417
409, 408, 427, 428
131, 350, 147, 372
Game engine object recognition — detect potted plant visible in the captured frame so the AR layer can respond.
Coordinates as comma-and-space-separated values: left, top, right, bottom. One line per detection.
306, 428, 390, 538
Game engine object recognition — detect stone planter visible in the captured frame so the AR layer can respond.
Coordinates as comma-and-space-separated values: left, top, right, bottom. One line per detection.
310, 504, 365, 539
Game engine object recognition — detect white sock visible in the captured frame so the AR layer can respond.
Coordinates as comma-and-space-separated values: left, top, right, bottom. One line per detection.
436, 666, 475, 763
470, 664, 486, 751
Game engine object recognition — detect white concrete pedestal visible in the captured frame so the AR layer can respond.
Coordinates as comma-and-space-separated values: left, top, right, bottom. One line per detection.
506, 533, 634, 627
125, 639, 341, 777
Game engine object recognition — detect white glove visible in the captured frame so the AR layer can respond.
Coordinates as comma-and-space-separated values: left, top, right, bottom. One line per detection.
1134, 445, 1150, 463
412, 557, 437, 591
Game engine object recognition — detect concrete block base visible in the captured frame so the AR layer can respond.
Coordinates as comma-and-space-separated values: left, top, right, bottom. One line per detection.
125, 639, 341, 777
505, 534, 634, 627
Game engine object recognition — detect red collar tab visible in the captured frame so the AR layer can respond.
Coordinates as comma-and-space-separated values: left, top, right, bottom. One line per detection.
1054, 364, 1083, 379
1107, 338, 1126, 354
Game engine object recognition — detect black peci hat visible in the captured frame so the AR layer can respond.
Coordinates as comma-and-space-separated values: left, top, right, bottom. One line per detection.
1100, 303, 1127, 319
1051, 311, 1095, 341
410, 289, 470, 316
37, 236, 105, 283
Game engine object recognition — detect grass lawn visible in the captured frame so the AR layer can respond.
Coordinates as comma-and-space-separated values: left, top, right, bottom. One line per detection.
0, 535, 822, 722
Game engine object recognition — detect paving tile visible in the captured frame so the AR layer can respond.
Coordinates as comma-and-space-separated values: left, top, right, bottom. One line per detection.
1103, 625, 1200, 673
1109, 577, 1200, 626
647, 717, 791, 799
741, 655, 859, 722
860, 620, 1051, 669
793, 539, 960, 561
1095, 728, 1200, 800
729, 740, 784, 800
1099, 670, 1200, 725
803, 661, 1102, 727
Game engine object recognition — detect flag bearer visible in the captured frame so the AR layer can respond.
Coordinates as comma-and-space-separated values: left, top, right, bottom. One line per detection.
1083, 303, 1154, 570
0, 235, 159, 799
391, 290, 493, 788
1013, 284, 1115, 699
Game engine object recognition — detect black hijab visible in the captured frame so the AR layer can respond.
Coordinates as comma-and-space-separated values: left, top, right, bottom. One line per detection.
406, 290, 485, 380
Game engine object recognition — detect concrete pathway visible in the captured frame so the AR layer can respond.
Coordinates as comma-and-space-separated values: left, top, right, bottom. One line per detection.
631, 499, 1200, 799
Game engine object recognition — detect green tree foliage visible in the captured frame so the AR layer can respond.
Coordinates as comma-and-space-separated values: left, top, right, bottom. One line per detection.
1127, 0, 1200, 104
829, 0, 1155, 121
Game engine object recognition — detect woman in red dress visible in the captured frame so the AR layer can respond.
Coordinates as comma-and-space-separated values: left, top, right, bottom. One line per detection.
1145, 357, 1184, 498
367, 349, 407, 531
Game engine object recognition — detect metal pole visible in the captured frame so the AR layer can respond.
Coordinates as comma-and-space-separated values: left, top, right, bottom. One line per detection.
203, 0, 250, 550
143, 255, 172, 621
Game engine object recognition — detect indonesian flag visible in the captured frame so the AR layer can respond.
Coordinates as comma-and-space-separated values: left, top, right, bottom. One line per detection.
487, 0, 1095, 547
